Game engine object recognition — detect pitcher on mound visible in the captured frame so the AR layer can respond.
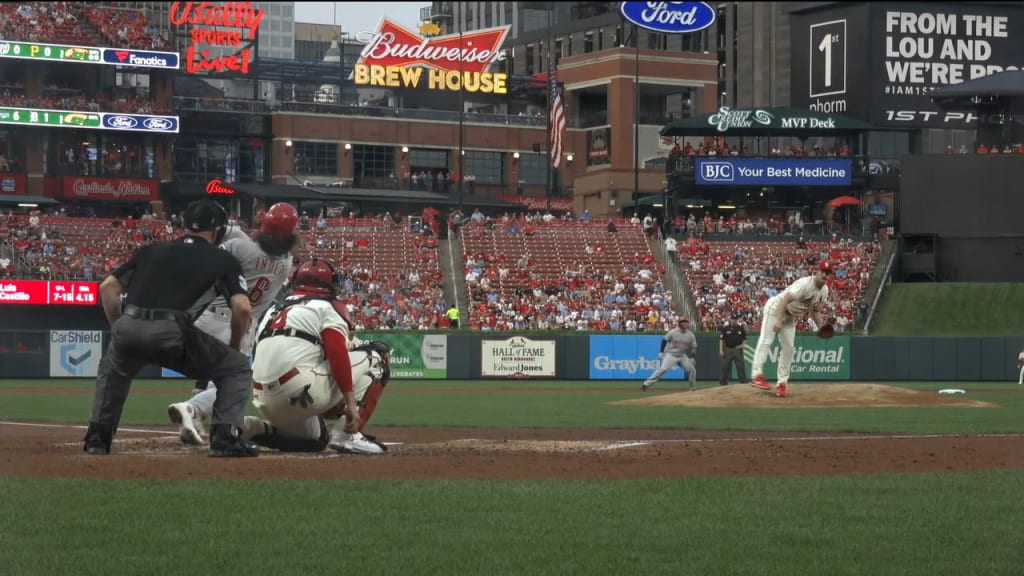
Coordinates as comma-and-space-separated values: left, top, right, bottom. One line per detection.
749, 261, 833, 398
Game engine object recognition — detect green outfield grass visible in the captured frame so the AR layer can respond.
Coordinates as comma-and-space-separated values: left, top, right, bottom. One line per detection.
2, 377, 1023, 575
873, 283, 1024, 336
1, 378, 1022, 434
1, 473, 1022, 576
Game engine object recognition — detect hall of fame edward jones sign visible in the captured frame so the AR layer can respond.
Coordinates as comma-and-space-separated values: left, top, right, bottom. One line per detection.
480, 337, 556, 378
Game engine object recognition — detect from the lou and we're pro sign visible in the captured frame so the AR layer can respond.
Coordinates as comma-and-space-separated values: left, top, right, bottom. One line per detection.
619, 2, 717, 34
49, 330, 103, 377
481, 337, 556, 378
696, 158, 853, 187
743, 335, 851, 381
589, 335, 688, 380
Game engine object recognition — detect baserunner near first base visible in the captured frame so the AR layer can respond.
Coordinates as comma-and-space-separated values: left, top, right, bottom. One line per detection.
82, 199, 260, 457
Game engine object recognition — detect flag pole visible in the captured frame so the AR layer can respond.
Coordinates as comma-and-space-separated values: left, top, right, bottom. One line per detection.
545, 6, 553, 212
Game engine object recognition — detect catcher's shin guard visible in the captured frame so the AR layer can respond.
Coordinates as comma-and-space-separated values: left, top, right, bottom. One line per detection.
249, 417, 329, 452
357, 379, 386, 432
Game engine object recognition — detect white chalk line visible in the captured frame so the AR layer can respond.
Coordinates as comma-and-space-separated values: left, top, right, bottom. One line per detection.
4, 420, 1023, 451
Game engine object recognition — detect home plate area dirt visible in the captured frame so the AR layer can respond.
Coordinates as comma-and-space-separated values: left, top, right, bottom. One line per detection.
4, 420, 1024, 481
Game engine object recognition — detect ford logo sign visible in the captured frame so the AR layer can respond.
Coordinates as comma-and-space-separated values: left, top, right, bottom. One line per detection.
619, 2, 717, 34
105, 115, 138, 128
142, 117, 174, 131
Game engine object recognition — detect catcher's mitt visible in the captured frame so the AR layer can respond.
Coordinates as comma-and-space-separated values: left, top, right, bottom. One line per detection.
817, 322, 836, 340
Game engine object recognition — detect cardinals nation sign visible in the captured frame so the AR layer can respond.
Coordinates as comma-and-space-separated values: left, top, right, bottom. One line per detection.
353, 19, 511, 94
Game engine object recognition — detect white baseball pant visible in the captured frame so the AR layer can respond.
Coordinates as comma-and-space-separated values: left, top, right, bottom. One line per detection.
1018, 364, 1023, 385
188, 349, 382, 441
751, 296, 797, 383
643, 353, 696, 389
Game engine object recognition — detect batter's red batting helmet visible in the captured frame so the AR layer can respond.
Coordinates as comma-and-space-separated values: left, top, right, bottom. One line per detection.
260, 203, 298, 242
291, 259, 336, 297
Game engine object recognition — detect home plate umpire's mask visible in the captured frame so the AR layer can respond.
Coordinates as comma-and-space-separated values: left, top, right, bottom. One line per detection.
184, 200, 229, 244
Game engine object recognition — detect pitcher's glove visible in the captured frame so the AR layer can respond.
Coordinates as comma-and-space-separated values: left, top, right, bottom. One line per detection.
817, 321, 836, 340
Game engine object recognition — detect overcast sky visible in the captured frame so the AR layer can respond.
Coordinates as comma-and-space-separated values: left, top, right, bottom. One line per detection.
294, 2, 430, 35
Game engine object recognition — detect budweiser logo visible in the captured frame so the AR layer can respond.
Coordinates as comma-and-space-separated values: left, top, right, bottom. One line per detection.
355, 19, 509, 74
206, 179, 235, 194
71, 178, 154, 199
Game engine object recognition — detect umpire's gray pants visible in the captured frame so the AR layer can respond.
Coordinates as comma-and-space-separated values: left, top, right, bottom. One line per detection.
89, 315, 252, 433
643, 353, 697, 389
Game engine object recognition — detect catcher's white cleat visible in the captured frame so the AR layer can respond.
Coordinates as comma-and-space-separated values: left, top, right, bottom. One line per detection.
168, 402, 205, 445
328, 431, 384, 455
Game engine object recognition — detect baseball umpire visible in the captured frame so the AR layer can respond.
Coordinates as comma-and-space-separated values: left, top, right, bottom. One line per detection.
719, 314, 748, 385
83, 199, 260, 457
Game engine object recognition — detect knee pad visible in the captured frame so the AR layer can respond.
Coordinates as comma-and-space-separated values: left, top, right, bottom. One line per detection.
250, 417, 329, 452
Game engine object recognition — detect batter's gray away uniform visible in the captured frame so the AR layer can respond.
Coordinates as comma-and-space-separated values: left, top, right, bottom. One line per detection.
643, 327, 698, 390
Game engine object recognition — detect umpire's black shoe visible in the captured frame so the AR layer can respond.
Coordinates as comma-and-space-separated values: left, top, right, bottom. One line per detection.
83, 422, 113, 455
208, 424, 260, 458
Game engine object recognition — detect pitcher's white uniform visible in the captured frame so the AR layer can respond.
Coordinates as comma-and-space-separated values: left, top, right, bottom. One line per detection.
193, 225, 292, 355
243, 296, 386, 453
751, 274, 830, 384
1017, 350, 1024, 384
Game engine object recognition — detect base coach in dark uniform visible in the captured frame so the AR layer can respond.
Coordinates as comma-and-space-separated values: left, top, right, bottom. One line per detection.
719, 315, 748, 386
83, 200, 260, 457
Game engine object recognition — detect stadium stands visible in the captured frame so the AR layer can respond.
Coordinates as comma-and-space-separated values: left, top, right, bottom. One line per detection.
0, 3, 172, 51
459, 218, 682, 331
678, 237, 879, 333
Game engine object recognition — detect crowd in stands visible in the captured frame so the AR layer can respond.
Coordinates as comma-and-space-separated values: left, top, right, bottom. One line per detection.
668, 140, 855, 159
673, 234, 880, 333
951, 143, 1024, 154
459, 212, 685, 332
1, 203, 885, 334
0, 89, 170, 115
0, 3, 172, 51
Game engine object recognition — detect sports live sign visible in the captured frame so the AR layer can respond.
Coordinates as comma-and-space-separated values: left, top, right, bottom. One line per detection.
169, 1, 265, 75
62, 177, 160, 201
354, 20, 511, 94
0, 280, 98, 306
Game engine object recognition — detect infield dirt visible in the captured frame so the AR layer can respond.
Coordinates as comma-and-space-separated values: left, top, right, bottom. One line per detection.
615, 383, 997, 408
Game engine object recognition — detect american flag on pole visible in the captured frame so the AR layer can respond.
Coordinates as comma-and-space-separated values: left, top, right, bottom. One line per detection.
549, 63, 566, 169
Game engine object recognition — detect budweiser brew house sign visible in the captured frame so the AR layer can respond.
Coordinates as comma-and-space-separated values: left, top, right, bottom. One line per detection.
354, 19, 511, 94
169, 1, 265, 75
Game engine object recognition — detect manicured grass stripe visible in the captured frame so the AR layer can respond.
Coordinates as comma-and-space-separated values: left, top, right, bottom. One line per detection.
1, 473, 1022, 576
874, 283, 1024, 336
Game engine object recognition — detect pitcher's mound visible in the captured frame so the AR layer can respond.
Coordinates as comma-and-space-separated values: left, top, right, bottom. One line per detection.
613, 383, 997, 408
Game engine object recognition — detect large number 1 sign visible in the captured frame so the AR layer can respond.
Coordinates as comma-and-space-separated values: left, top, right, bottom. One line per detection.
809, 19, 847, 98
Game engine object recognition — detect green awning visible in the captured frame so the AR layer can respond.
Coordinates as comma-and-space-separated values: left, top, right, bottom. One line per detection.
0, 195, 60, 205
661, 106, 872, 137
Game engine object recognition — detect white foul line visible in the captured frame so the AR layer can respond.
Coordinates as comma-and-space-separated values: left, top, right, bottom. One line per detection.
2, 421, 1023, 447
0, 421, 178, 435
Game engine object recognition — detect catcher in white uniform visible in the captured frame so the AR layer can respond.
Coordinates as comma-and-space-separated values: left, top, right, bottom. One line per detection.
750, 260, 833, 398
167, 202, 298, 443
241, 258, 390, 454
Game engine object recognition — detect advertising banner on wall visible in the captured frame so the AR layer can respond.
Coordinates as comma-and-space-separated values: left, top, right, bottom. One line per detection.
481, 336, 556, 378
0, 173, 25, 194
589, 335, 688, 380
362, 333, 448, 379
791, 3, 1024, 128
695, 158, 853, 186
62, 177, 160, 202
743, 334, 851, 381
587, 127, 611, 166
49, 330, 103, 377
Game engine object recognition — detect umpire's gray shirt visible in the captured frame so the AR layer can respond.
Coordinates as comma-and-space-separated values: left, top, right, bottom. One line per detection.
663, 328, 697, 357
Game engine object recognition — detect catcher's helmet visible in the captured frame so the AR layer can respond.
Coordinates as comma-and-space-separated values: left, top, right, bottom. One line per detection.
291, 259, 337, 297
260, 203, 299, 242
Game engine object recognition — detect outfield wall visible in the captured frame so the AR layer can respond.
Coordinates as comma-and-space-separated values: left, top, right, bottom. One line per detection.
4, 329, 1024, 382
